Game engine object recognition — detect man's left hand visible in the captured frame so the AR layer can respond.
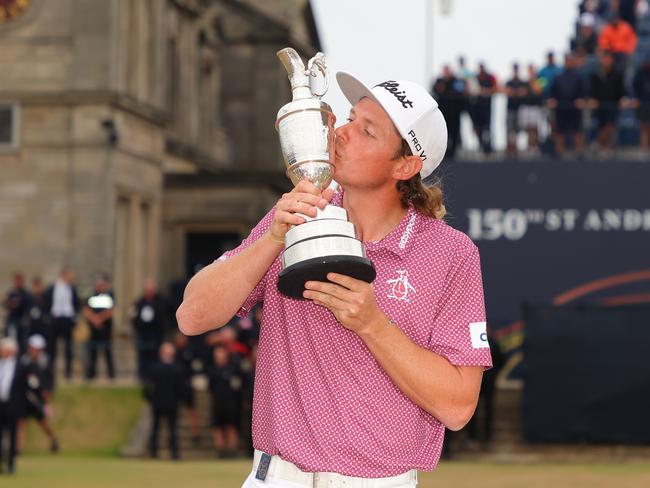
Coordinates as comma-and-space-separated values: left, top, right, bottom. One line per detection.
303, 273, 385, 336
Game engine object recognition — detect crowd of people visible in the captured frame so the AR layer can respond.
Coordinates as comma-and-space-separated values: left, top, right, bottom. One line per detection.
0, 268, 261, 473
433, 0, 650, 158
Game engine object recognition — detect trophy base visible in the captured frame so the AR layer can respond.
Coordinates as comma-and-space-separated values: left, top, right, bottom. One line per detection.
277, 255, 376, 299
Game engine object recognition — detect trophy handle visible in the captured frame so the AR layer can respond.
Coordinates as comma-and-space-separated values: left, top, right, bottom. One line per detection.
307, 52, 328, 99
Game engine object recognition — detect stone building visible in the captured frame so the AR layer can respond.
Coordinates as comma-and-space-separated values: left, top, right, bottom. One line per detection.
0, 0, 320, 330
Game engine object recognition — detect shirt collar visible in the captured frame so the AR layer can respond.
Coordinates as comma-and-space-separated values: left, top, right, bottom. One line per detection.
330, 190, 421, 259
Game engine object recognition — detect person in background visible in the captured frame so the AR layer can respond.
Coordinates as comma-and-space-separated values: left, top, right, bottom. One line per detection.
548, 52, 587, 157
457, 56, 478, 144
2, 273, 31, 354
0, 338, 27, 475
465, 329, 505, 450
83, 274, 115, 381
433, 65, 466, 160
598, 13, 638, 69
27, 277, 50, 343
207, 344, 244, 457
538, 51, 563, 98
144, 342, 185, 460
44, 267, 79, 380
572, 12, 599, 56
505, 63, 528, 156
474, 62, 498, 155
131, 279, 170, 382
588, 50, 627, 151
18, 334, 59, 454
632, 55, 650, 151
538, 51, 564, 150
520, 64, 544, 152
174, 333, 201, 446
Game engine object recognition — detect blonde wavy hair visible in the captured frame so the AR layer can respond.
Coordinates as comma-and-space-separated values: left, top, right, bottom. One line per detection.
394, 139, 446, 220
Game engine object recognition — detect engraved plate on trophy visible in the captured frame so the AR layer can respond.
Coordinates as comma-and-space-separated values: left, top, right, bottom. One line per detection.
275, 47, 376, 299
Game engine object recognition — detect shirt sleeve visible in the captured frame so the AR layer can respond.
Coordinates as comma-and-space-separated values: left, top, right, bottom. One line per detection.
215, 207, 276, 318
426, 239, 493, 369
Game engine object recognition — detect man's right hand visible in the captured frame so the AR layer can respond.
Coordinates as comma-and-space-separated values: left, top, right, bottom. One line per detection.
267, 180, 334, 243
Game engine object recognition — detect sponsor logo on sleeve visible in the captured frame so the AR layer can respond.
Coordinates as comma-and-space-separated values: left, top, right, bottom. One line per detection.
469, 321, 490, 349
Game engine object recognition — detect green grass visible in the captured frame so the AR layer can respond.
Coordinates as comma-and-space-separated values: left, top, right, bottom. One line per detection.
13, 386, 650, 487
7, 458, 650, 488
22, 384, 145, 457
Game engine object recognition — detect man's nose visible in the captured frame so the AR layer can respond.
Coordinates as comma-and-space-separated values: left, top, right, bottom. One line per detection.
334, 123, 348, 142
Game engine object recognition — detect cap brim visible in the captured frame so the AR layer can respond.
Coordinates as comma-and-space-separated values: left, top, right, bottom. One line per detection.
336, 71, 380, 108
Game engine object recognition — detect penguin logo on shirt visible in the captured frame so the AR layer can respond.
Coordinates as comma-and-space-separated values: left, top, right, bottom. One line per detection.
387, 270, 416, 302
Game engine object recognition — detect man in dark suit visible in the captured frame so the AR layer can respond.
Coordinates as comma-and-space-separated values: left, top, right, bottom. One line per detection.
83, 274, 115, 380
2, 272, 32, 354
131, 279, 171, 381
0, 338, 28, 475
44, 267, 80, 379
144, 342, 185, 459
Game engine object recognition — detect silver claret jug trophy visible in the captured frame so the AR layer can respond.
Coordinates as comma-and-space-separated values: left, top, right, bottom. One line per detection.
275, 47, 376, 298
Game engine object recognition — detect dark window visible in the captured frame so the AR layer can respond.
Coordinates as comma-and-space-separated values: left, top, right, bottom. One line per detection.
185, 232, 240, 279
0, 106, 12, 144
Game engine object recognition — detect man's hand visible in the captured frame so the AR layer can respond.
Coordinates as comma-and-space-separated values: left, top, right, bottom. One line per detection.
303, 272, 385, 336
267, 180, 334, 243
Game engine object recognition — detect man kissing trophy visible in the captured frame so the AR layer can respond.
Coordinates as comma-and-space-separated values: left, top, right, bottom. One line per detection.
275, 48, 376, 298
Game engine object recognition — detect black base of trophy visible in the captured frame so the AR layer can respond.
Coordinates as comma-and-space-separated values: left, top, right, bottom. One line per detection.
278, 255, 376, 299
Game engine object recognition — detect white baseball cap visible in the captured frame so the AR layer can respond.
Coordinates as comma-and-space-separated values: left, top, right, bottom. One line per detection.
29, 334, 46, 349
336, 71, 448, 179
580, 12, 595, 27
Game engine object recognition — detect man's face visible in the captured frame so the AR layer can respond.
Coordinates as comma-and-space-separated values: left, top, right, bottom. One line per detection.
62, 270, 74, 284
32, 280, 44, 294
143, 279, 157, 299
28, 346, 41, 360
13, 273, 24, 288
333, 97, 403, 189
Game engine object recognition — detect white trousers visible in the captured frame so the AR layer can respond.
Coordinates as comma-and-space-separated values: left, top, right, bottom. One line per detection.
240, 450, 418, 488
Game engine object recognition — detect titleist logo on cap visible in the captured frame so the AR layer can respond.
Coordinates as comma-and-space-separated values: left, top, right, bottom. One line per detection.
374, 81, 414, 109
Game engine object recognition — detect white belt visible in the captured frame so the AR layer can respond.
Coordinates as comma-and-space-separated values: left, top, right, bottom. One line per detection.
252, 449, 417, 488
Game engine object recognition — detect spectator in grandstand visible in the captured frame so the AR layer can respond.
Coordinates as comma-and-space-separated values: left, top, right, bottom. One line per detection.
615, 0, 639, 30
632, 55, 650, 151
474, 62, 498, 155
0, 338, 27, 475
44, 267, 79, 380
548, 52, 588, 156
572, 12, 599, 56
83, 274, 115, 381
598, 13, 638, 69
18, 334, 58, 454
505, 63, 528, 156
131, 279, 171, 382
521, 64, 545, 152
2, 272, 31, 354
207, 344, 244, 456
538, 51, 563, 98
588, 50, 628, 151
580, 0, 610, 23
457, 56, 477, 137
144, 342, 185, 460
433, 65, 466, 159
